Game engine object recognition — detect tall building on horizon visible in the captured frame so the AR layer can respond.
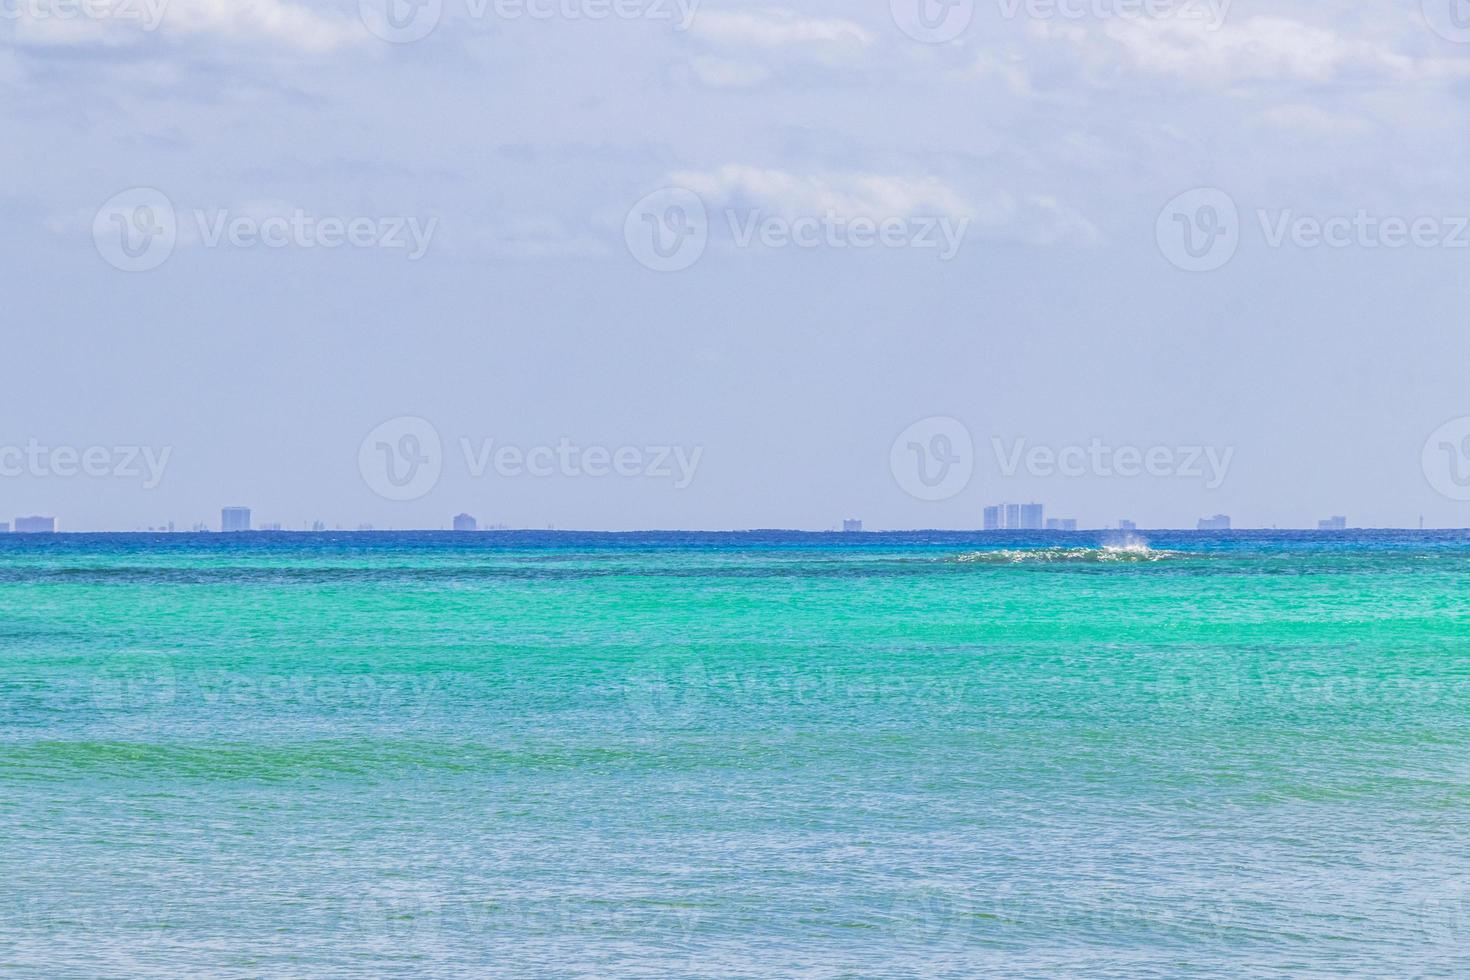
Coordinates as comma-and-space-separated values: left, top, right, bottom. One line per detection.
14, 516, 55, 533
1318, 516, 1347, 531
221, 507, 251, 533
1118, 519, 1137, 532
452, 513, 478, 532
842, 519, 863, 533
1198, 515, 1231, 531
984, 503, 1045, 530
1046, 518, 1078, 531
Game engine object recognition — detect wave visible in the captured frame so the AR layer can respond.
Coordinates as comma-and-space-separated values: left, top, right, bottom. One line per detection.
949, 542, 1182, 564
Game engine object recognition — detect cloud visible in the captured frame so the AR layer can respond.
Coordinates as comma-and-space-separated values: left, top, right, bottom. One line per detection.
164, 0, 363, 53
6, 0, 362, 53
1099, 15, 1470, 84
689, 7, 873, 58
671, 164, 971, 220
669, 164, 1102, 246
688, 55, 773, 88
1249, 103, 1373, 139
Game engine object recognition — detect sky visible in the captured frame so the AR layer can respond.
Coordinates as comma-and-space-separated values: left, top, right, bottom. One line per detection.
5, 0, 1470, 530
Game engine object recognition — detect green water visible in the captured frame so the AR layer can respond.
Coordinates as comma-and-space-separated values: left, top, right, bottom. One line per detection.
4, 531, 1470, 976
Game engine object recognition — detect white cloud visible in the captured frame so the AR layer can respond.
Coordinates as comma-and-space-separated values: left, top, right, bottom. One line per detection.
672, 164, 970, 220
6, 0, 362, 53
164, 0, 363, 53
670, 164, 1102, 246
689, 7, 873, 55
1249, 103, 1373, 139
689, 55, 773, 88
1099, 15, 1470, 84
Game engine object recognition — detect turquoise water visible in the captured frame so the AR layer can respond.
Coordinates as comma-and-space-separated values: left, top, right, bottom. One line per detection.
5, 530, 1470, 976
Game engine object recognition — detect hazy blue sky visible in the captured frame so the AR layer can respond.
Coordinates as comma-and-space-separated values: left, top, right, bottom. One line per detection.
6, 0, 1470, 530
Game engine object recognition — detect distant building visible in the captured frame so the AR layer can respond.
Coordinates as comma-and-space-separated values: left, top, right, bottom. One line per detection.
221, 507, 251, 532
842, 519, 863, 533
1198, 514, 1231, 531
260, 522, 283, 532
453, 513, 478, 532
984, 503, 1046, 530
1046, 518, 1078, 531
311, 521, 326, 532
1118, 519, 1137, 532
14, 516, 55, 533
1318, 516, 1347, 531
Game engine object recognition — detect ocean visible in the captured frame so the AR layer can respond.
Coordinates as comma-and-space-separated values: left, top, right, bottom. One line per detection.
4, 530, 1470, 976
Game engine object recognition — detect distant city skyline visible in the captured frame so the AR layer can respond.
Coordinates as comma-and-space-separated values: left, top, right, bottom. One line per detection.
0, 506, 1388, 534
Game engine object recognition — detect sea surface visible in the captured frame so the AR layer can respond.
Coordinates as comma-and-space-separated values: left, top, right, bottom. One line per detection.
4, 530, 1470, 977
